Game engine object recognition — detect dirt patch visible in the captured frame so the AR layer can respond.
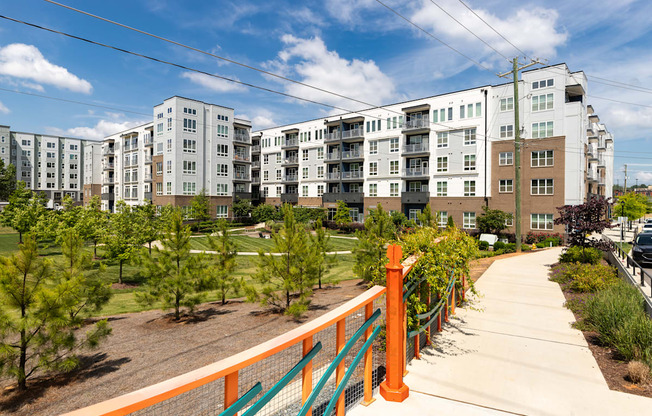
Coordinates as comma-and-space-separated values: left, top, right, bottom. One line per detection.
0, 279, 368, 415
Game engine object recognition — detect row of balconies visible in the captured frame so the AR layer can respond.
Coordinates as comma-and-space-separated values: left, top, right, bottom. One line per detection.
234, 131, 251, 144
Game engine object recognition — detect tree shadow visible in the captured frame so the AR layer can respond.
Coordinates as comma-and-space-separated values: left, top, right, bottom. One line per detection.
0, 353, 131, 413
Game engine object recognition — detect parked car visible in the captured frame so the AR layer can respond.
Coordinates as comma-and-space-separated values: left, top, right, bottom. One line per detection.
642, 223, 652, 232
632, 232, 652, 265
646, 218, 652, 224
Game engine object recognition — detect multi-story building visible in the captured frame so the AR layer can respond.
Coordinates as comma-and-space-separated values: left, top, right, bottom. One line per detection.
255, 64, 615, 234
83, 142, 102, 205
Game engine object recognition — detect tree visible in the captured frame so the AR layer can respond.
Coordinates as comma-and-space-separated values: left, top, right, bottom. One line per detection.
232, 198, 253, 219
555, 196, 612, 249
0, 159, 16, 201
190, 188, 211, 222
353, 204, 396, 285
476, 206, 513, 235
248, 204, 316, 316
613, 192, 647, 221
0, 235, 111, 390
417, 203, 436, 228
1, 183, 47, 243
104, 201, 142, 284
447, 215, 455, 228
134, 203, 161, 256
137, 209, 207, 320
206, 219, 240, 305
252, 203, 279, 223
310, 218, 337, 289
77, 196, 108, 258
333, 200, 351, 227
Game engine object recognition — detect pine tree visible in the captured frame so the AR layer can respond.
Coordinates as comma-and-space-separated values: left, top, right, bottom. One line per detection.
137, 209, 207, 320
104, 201, 142, 284
311, 218, 336, 289
333, 200, 351, 227
134, 203, 161, 256
1, 183, 47, 243
206, 219, 240, 305
77, 196, 108, 259
353, 204, 396, 285
417, 203, 436, 228
191, 188, 211, 222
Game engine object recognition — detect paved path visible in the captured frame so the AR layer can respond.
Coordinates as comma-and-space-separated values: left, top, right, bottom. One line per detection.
188, 249, 352, 256
351, 248, 652, 416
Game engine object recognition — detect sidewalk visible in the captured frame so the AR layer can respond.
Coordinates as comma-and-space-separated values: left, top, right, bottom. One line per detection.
350, 248, 652, 416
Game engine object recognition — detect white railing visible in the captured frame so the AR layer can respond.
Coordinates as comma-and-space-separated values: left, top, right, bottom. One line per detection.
403, 167, 429, 176
403, 142, 429, 154
404, 116, 430, 130
327, 172, 340, 180
342, 170, 363, 180
341, 149, 363, 159
325, 131, 341, 142
342, 127, 364, 139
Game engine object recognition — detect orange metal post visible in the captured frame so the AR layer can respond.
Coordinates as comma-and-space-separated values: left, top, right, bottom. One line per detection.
224, 371, 239, 413
336, 319, 346, 416
379, 245, 409, 402
302, 336, 313, 416
451, 286, 456, 315
362, 303, 375, 406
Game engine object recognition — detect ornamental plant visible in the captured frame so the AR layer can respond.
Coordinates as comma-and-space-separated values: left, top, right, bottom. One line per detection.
555, 196, 612, 250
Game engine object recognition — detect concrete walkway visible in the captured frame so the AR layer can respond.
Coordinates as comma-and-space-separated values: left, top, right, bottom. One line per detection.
351, 248, 652, 416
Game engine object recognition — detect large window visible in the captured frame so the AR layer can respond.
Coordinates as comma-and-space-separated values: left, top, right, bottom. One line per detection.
390, 182, 399, 197
369, 162, 378, 176
369, 141, 378, 155
531, 150, 554, 167
464, 128, 476, 146
437, 156, 448, 172
500, 125, 513, 138
317, 166, 324, 178
302, 167, 309, 179
390, 160, 399, 175
183, 160, 196, 174
437, 181, 447, 196
499, 179, 513, 193
183, 118, 197, 133
183, 182, 196, 195
216, 206, 228, 218
217, 164, 228, 176
500, 97, 514, 111
464, 154, 476, 171
531, 179, 554, 195
369, 183, 377, 197
317, 147, 324, 159
531, 214, 553, 230
217, 144, 229, 157
183, 139, 197, 153
302, 186, 309, 197
532, 93, 554, 112
216, 184, 228, 196
531, 121, 553, 139
499, 151, 513, 166
390, 138, 399, 153
464, 180, 476, 196
463, 212, 476, 229
437, 132, 448, 148
438, 211, 448, 228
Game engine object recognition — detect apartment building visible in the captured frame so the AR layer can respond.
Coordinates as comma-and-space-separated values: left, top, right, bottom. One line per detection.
83, 142, 102, 205
255, 64, 615, 234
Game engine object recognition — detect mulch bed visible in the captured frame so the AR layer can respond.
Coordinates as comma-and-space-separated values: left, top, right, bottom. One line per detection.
550, 263, 652, 398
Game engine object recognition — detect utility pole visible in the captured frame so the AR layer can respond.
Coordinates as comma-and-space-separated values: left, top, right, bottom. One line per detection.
499, 58, 542, 252
624, 164, 628, 193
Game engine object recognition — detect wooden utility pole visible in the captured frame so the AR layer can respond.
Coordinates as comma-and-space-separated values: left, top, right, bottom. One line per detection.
624, 164, 628, 193
499, 58, 542, 252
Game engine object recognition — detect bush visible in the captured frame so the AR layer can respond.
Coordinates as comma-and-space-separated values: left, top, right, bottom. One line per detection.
559, 246, 602, 264
478, 240, 489, 250
553, 263, 618, 293
627, 361, 651, 384
522, 244, 532, 251
504, 243, 516, 253
542, 236, 562, 247
493, 241, 505, 250
536, 242, 546, 249
525, 231, 564, 244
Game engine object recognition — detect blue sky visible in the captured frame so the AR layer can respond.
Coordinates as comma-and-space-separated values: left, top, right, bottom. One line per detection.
0, 0, 651, 185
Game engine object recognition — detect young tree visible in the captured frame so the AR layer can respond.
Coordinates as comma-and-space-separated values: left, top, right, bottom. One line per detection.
555, 196, 612, 249
0, 159, 17, 201
613, 192, 647, 221
252, 203, 278, 223
1, 183, 48, 243
249, 204, 316, 316
417, 203, 436, 228
232, 198, 253, 219
104, 201, 142, 284
476, 206, 513, 235
77, 196, 108, 258
206, 219, 240, 305
353, 204, 396, 285
134, 203, 161, 256
310, 218, 337, 289
137, 210, 207, 320
190, 188, 211, 222
0, 235, 111, 390
333, 200, 351, 227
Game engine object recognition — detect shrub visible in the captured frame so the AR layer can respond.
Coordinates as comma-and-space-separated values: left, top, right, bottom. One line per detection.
525, 231, 564, 244
493, 241, 505, 250
627, 361, 651, 384
559, 246, 602, 264
504, 243, 516, 253
543, 236, 562, 247
536, 242, 546, 249
478, 240, 489, 250
550, 263, 618, 293
522, 244, 532, 251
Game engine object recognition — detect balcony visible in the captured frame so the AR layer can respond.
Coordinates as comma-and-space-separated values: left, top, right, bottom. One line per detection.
325, 152, 340, 161
234, 191, 253, 200
401, 191, 430, 204
322, 192, 363, 204
101, 192, 114, 201
403, 142, 429, 155
103, 163, 114, 170
144, 192, 152, 200
234, 153, 251, 163
326, 172, 341, 181
282, 157, 299, 166
144, 173, 152, 181
403, 167, 429, 177
597, 158, 606, 168
252, 160, 261, 169
252, 177, 260, 185
587, 170, 598, 182
234, 172, 250, 181
325, 131, 341, 142
342, 171, 364, 180
402, 116, 430, 132
342, 127, 364, 140
234, 131, 251, 144
283, 174, 298, 182
252, 145, 261, 153
145, 155, 152, 164
143, 136, 153, 146
597, 140, 606, 151
103, 177, 114, 184
282, 138, 299, 148
341, 149, 363, 160
103, 148, 115, 156
281, 192, 298, 204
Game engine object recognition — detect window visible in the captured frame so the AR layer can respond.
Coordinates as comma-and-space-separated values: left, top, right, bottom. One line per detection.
167, 138, 172, 152
183, 139, 197, 153
276, 153, 281, 164
183, 182, 196, 195
217, 144, 229, 157
436, 181, 447, 196
438, 211, 448, 228
317, 185, 324, 196
217, 114, 228, 121
464, 154, 476, 171
302, 167, 309, 179
263, 154, 269, 165
531, 150, 553, 167
447, 107, 453, 121
167, 118, 172, 131
464, 128, 476, 146
437, 132, 448, 148
532, 121, 554, 139
505, 215, 513, 227
317, 147, 324, 160
166, 160, 172, 174
409, 209, 421, 223
369, 162, 378, 176
216, 206, 228, 218
302, 186, 308, 197
166, 182, 172, 195
183, 160, 196, 174
463, 212, 476, 229
531, 179, 554, 195
302, 149, 309, 161
464, 180, 476, 196
531, 213, 553, 230
369, 141, 378, 155
499, 152, 513, 166
183, 118, 197, 133
437, 156, 448, 172
532, 79, 554, 90
390, 182, 399, 197
499, 179, 513, 193
386, 118, 391, 129
459, 105, 465, 119
390, 138, 399, 153
217, 125, 229, 138
532, 93, 554, 111
263, 170, 269, 181
476, 102, 481, 117
500, 125, 513, 138
369, 183, 377, 197
500, 97, 514, 111
217, 164, 228, 176
276, 169, 282, 181
156, 182, 163, 196
46, 142, 55, 149
390, 160, 399, 175
47, 152, 55, 159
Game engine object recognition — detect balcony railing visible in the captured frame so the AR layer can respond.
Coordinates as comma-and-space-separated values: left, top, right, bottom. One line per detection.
341, 150, 363, 160
252, 145, 261, 153
281, 192, 298, 204
326, 152, 340, 161
252, 161, 261, 168
327, 172, 341, 180
144, 192, 152, 200
283, 157, 299, 165
252, 177, 260, 185
284, 174, 298, 182
145, 155, 152, 163
234, 153, 250, 162
342, 171, 364, 180
403, 167, 429, 177
103, 148, 115, 156
325, 131, 341, 142
100, 192, 114, 201
283, 138, 299, 148
143, 136, 153, 146
342, 127, 364, 140
103, 163, 114, 170
322, 191, 364, 204
401, 191, 430, 204
403, 142, 429, 154
234, 131, 251, 144
234, 172, 250, 181
144, 173, 152, 181
403, 116, 430, 130
103, 177, 114, 184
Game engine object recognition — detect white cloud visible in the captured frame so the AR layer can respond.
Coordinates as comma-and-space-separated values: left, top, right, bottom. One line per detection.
635, 171, 652, 183
48, 118, 146, 141
0, 43, 92, 94
267, 35, 397, 111
0, 100, 9, 114
180, 71, 247, 92
238, 109, 279, 130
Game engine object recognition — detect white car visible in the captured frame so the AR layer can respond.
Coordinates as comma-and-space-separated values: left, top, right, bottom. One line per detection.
642, 224, 652, 232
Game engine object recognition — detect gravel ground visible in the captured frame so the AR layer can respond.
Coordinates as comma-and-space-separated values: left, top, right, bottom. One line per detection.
0, 280, 368, 416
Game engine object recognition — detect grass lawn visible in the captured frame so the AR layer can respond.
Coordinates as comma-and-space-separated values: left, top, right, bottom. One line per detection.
188, 235, 358, 253
0, 233, 20, 254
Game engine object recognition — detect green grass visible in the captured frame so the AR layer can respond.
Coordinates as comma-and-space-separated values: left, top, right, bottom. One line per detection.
0, 233, 20, 254
188, 235, 358, 253
616, 242, 632, 253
